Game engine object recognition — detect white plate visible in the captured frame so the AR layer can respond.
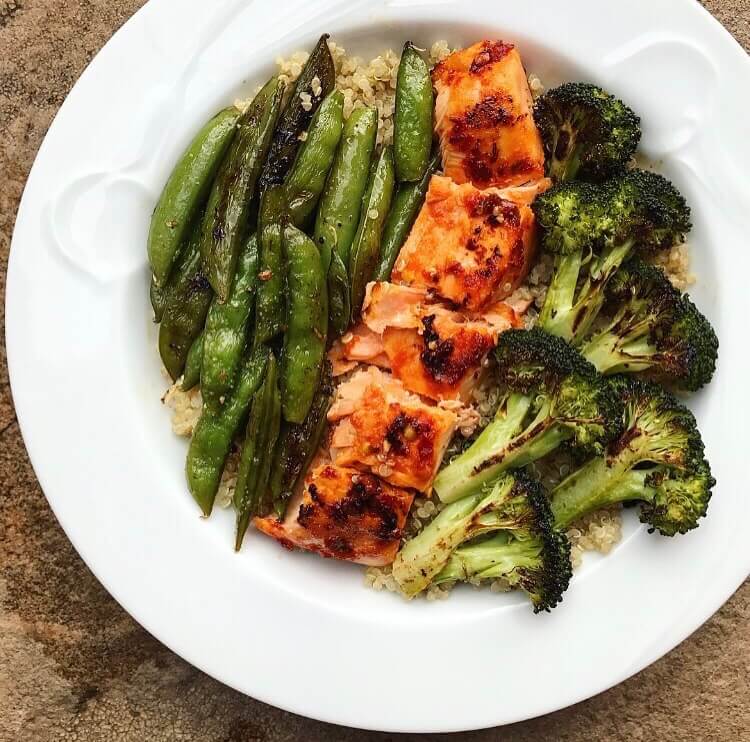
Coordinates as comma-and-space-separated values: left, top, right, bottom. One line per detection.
6, 0, 750, 733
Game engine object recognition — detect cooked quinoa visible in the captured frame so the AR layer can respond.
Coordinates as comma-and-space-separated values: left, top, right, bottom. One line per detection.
165, 41, 695, 599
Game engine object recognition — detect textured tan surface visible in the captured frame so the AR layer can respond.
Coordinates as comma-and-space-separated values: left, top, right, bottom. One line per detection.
1, 1, 748, 740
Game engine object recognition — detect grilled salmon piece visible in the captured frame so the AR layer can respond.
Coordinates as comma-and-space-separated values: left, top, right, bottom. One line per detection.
433, 40, 544, 188
391, 175, 540, 310
328, 366, 457, 492
331, 283, 522, 400
254, 464, 413, 566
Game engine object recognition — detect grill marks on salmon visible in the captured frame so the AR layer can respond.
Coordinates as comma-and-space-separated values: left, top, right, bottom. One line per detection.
330, 283, 522, 401
328, 367, 457, 492
254, 464, 413, 566
392, 176, 541, 311
433, 40, 544, 189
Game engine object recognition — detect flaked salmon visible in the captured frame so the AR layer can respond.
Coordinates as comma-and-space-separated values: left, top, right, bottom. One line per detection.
433, 40, 544, 188
328, 366, 457, 492
255, 464, 413, 566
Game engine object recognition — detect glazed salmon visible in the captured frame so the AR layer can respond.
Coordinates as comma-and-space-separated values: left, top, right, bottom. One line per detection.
328, 366, 457, 492
433, 40, 545, 188
254, 464, 413, 566
331, 283, 522, 401
391, 175, 543, 310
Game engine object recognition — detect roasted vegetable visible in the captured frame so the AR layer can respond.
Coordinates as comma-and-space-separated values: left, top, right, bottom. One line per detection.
433, 329, 622, 503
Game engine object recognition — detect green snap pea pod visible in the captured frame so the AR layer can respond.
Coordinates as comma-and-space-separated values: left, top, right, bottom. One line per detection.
283, 90, 344, 227
259, 34, 336, 190
201, 233, 260, 411
270, 361, 334, 518
327, 251, 352, 338
186, 346, 268, 516
181, 332, 204, 391
201, 77, 284, 302
394, 43, 434, 182
150, 273, 169, 323
281, 225, 327, 424
148, 107, 241, 286
158, 228, 214, 381
373, 148, 440, 282
313, 106, 378, 271
349, 146, 396, 316
234, 353, 282, 549
253, 186, 288, 347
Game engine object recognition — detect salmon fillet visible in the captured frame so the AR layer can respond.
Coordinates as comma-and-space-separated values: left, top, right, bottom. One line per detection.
254, 464, 413, 566
433, 40, 545, 188
391, 175, 541, 310
328, 366, 457, 492
331, 283, 522, 401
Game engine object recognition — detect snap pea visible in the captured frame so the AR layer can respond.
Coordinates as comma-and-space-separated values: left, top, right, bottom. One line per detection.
281, 225, 327, 424
234, 353, 282, 549
253, 186, 288, 347
313, 106, 378, 272
150, 273, 169, 323
148, 107, 241, 286
158, 227, 214, 381
186, 346, 268, 516
394, 43, 434, 183
201, 77, 284, 303
349, 146, 396, 316
181, 332, 204, 391
373, 148, 440, 282
201, 233, 259, 411
327, 251, 351, 338
259, 34, 336, 190
284, 90, 344, 227
270, 361, 334, 518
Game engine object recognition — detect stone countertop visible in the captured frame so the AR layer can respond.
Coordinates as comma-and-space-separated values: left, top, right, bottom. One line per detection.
1, 1, 748, 740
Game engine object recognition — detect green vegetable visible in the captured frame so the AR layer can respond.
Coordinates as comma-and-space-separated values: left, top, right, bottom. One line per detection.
148, 106, 241, 286
373, 148, 439, 282
535, 169, 692, 344
186, 347, 268, 516
581, 259, 718, 391
533, 82, 641, 183
253, 185, 288, 347
393, 42, 433, 182
181, 332, 204, 391
234, 353, 282, 549
284, 90, 344, 227
158, 227, 214, 381
313, 106, 378, 271
433, 329, 622, 503
393, 472, 572, 613
200, 77, 284, 302
201, 233, 259, 410
259, 34, 336, 189
327, 250, 352, 338
281, 225, 327, 424
150, 272, 169, 323
270, 361, 334, 518
551, 375, 714, 535
349, 145, 396, 316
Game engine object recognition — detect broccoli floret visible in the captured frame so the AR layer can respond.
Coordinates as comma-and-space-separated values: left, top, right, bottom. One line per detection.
392, 472, 572, 612
535, 170, 692, 344
433, 329, 622, 503
534, 82, 641, 183
582, 259, 718, 390
551, 375, 714, 536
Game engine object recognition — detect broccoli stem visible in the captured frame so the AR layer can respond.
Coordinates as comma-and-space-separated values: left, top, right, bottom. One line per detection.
433, 393, 571, 503
549, 453, 668, 529
582, 330, 655, 374
538, 251, 583, 338
435, 533, 533, 584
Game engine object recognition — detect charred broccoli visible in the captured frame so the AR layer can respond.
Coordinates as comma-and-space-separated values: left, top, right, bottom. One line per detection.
433, 329, 622, 503
392, 472, 572, 612
551, 375, 714, 536
581, 259, 718, 390
534, 82, 641, 183
535, 169, 692, 344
